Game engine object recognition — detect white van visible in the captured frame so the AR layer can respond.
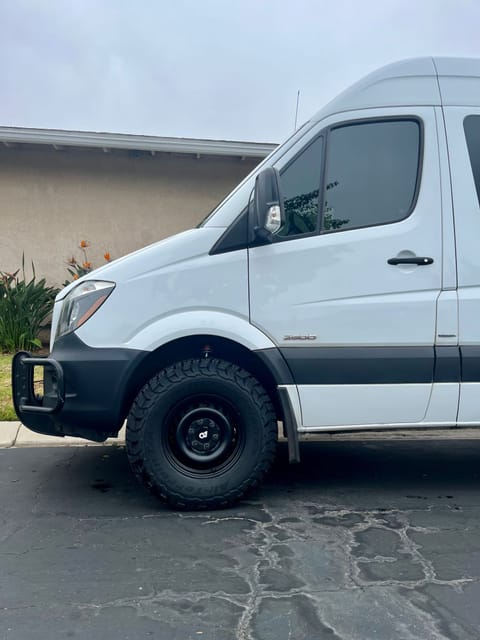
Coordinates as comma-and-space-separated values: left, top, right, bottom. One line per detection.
12, 57, 480, 508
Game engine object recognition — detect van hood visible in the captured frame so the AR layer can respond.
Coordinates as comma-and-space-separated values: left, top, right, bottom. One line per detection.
56, 227, 225, 301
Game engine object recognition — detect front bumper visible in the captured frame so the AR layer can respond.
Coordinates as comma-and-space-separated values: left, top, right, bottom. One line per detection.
12, 333, 145, 442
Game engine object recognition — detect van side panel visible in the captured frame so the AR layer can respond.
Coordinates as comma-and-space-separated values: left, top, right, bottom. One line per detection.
443, 106, 480, 424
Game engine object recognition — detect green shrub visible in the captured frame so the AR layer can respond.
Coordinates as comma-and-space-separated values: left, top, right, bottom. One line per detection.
0, 259, 58, 353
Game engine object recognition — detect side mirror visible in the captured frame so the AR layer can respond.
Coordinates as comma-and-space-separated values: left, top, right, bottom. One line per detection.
251, 167, 285, 242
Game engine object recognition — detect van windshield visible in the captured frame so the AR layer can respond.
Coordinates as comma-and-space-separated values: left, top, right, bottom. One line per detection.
197, 121, 312, 228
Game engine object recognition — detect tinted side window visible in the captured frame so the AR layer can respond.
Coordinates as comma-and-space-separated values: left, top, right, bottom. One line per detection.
277, 136, 323, 237
464, 116, 480, 207
321, 120, 420, 233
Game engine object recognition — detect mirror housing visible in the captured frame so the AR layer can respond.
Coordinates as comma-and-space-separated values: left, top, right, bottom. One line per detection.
251, 167, 285, 242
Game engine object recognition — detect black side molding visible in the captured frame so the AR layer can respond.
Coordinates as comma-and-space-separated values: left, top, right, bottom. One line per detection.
280, 346, 435, 385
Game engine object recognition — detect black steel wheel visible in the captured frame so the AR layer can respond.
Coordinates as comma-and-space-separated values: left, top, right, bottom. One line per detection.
126, 358, 277, 509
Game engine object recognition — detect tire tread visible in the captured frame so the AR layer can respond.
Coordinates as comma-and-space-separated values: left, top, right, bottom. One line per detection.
126, 358, 277, 509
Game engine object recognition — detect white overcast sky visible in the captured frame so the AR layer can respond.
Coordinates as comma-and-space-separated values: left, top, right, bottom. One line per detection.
1, 0, 480, 143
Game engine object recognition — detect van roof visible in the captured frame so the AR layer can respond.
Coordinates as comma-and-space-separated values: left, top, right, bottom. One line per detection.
312, 57, 480, 120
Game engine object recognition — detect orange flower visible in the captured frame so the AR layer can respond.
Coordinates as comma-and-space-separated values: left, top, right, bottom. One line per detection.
67, 256, 77, 265
79, 240, 89, 249
73, 274, 79, 280
103, 251, 111, 262
82, 261, 92, 269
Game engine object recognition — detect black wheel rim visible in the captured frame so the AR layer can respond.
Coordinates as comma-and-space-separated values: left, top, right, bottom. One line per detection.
163, 394, 244, 476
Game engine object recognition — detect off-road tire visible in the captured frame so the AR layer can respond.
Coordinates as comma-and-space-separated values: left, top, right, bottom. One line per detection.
126, 358, 277, 509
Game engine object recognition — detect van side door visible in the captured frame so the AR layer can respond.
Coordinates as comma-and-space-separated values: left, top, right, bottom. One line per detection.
249, 107, 447, 430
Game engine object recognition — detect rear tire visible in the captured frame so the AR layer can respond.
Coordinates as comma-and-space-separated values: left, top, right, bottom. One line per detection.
126, 358, 277, 509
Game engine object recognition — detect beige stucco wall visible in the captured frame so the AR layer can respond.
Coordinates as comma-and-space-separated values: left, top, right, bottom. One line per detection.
0, 145, 259, 285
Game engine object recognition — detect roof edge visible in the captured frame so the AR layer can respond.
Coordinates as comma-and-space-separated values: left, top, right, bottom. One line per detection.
0, 126, 277, 158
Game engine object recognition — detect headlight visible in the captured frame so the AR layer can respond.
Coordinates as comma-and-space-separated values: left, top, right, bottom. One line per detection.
56, 280, 115, 339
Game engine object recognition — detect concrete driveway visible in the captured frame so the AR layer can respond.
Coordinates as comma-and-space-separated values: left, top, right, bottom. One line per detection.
1, 439, 480, 639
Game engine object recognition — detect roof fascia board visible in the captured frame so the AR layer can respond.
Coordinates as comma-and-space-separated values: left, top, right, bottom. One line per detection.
0, 127, 277, 158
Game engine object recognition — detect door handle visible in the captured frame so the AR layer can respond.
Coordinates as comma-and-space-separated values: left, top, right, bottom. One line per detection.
387, 256, 434, 266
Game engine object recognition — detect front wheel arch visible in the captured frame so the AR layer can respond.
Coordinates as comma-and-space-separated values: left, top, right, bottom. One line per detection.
121, 335, 291, 424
